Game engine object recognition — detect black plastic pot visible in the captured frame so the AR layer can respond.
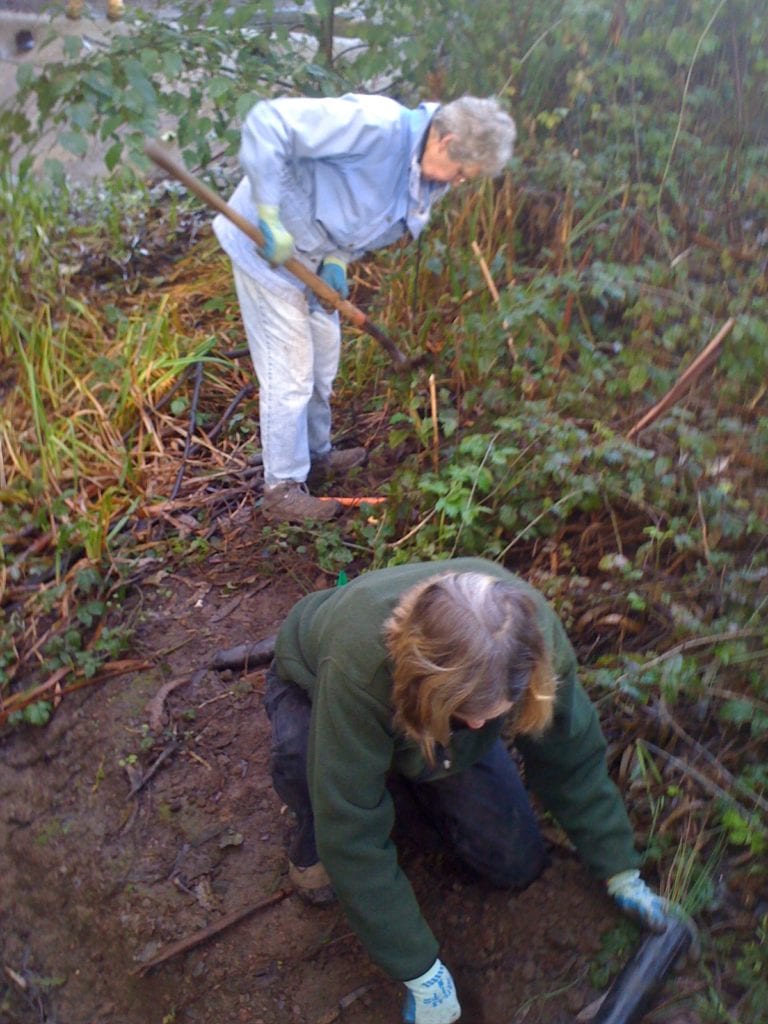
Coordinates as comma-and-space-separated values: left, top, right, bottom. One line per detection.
591, 918, 693, 1024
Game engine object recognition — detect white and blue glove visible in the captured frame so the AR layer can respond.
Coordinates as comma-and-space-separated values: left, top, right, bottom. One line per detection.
319, 256, 349, 299
403, 958, 461, 1024
607, 869, 672, 933
256, 204, 294, 264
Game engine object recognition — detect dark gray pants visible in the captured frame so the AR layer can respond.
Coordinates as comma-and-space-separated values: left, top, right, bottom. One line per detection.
264, 667, 548, 888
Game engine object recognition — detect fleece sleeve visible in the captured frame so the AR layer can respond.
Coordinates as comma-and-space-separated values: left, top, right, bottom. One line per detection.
515, 625, 641, 879
307, 660, 439, 981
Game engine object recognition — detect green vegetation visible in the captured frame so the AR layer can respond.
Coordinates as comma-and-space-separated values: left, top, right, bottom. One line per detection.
2, 0, 767, 1017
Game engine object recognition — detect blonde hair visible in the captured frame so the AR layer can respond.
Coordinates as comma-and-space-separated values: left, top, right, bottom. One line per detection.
384, 572, 557, 765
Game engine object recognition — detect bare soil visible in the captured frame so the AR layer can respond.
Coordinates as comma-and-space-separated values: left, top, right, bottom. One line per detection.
0, 501, 705, 1024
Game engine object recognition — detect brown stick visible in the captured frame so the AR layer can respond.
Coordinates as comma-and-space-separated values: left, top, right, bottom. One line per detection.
210, 635, 277, 671
128, 741, 179, 797
0, 659, 152, 724
145, 669, 205, 733
131, 889, 291, 976
645, 700, 768, 818
170, 359, 204, 500
207, 383, 256, 445
691, 232, 759, 264
428, 372, 440, 473
626, 317, 736, 440
470, 240, 500, 303
144, 141, 417, 368
317, 495, 386, 507
8, 530, 55, 574
641, 741, 766, 823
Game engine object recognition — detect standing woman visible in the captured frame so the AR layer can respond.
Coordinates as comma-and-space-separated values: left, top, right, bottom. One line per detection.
265, 558, 682, 1023
214, 95, 516, 522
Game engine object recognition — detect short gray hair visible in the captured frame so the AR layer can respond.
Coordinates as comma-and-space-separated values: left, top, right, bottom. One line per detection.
431, 96, 516, 176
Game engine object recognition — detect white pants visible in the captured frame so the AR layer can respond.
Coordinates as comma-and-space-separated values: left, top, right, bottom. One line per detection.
233, 266, 341, 487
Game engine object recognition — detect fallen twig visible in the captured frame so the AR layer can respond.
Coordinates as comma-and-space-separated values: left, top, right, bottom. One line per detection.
691, 231, 760, 264
145, 668, 206, 732
612, 628, 761, 688
222, 346, 250, 359
149, 363, 196, 415
469, 237, 521, 361
0, 659, 151, 726
173, 383, 257, 471
131, 888, 290, 976
136, 483, 254, 518
575, 993, 607, 1022
8, 530, 54, 575
641, 740, 767, 824
627, 317, 736, 439
709, 685, 768, 717
209, 593, 244, 624
647, 700, 768, 818
470, 239, 500, 303
129, 741, 179, 797
206, 383, 256, 446
211, 636, 276, 672
388, 507, 438, 549
170, 360, 205, 500
3, 964, 28, 991
428, 372, 440, 474
317, 495, 386, 507
316, 982, 380, 1024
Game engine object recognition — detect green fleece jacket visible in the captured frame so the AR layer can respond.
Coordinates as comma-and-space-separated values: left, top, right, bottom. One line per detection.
274, 558, 640, 981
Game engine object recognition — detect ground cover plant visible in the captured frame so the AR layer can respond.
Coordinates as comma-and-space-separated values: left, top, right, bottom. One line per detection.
2, 1, 767, 1021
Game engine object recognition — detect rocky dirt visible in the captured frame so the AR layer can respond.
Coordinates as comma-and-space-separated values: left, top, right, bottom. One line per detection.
0, 499, 705, 1024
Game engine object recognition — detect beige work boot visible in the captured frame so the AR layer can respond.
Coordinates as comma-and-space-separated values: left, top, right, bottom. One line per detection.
261, 482, 341, 523
288, 861, 336, 906
309, 446, 367, 484
107, 0, 125, 20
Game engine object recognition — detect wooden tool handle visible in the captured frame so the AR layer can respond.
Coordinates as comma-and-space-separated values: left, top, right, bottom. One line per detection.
144, 140, 411, 367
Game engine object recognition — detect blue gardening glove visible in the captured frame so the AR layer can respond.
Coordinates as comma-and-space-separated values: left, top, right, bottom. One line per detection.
256, 204, 294, 264
403, 959, 461, 1024
607, 869, 673, 933
319, 256, 349, 299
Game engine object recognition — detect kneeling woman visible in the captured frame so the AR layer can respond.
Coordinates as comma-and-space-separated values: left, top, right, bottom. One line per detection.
266, 558, 676, 1024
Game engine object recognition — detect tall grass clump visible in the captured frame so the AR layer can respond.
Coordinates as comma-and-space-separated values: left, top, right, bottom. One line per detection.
0, 154, 244, 722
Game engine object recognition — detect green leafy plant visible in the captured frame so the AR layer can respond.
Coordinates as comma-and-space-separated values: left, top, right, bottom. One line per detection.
589, 918, 638, 990
720, 808, 767, 857
8, 701, 54, 728
3, 2, 317, 178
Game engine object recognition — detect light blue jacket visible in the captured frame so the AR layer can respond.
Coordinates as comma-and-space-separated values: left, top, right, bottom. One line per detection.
213, 94, 449, 307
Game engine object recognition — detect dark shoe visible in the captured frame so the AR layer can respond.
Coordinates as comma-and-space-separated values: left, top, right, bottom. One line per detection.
288, 861, 337, 906
262, 482, 341, 523
309, 446, 367, 484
